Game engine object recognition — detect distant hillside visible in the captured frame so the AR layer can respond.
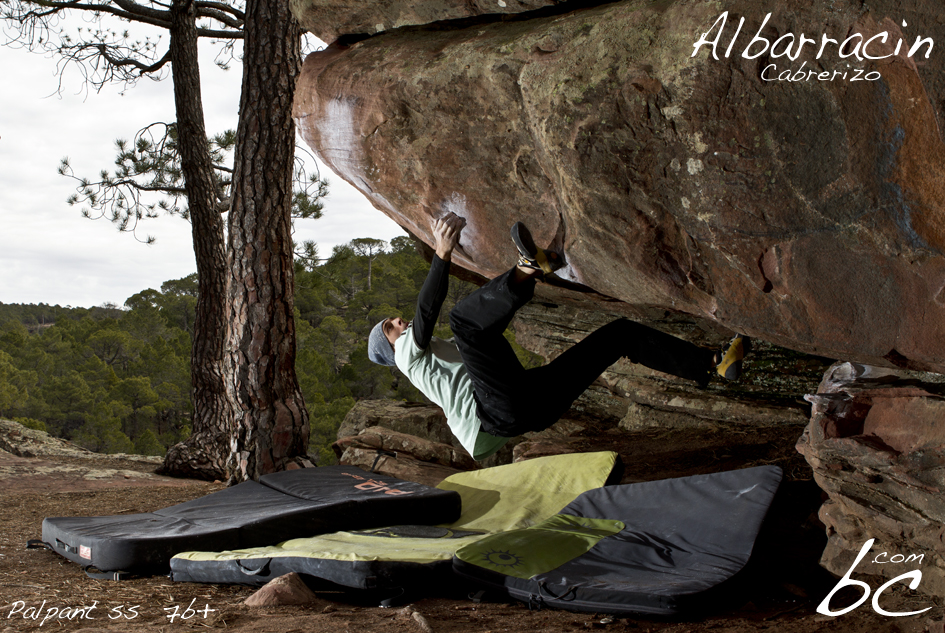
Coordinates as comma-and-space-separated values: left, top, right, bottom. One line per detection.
0, 302, 124, 331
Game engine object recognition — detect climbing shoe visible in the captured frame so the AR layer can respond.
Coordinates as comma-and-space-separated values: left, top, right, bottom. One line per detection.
716, 334, 751, 381
511, 222, 563, 276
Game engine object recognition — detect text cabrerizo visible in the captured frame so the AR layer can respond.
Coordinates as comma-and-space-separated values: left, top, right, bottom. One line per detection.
691, 12, 934, 82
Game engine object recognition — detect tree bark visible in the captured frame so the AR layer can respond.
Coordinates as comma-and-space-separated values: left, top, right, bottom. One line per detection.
225, 0, 312, 482
158, 0, 232, 480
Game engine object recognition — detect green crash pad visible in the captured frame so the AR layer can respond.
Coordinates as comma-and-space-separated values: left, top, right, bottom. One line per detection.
453, 465, 784, 615
170, 451, 620, 589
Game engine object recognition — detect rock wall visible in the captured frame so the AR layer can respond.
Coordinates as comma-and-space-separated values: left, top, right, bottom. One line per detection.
333, 426, 475, 486
335, 398, 522, 467
513, 290, 818, 431
797, 363, 945, 596
336, 400, 454, 446
291, 0, 566, 44
294, 0, 945, 587
293, 0, 945, 373
0, 418, 160, 463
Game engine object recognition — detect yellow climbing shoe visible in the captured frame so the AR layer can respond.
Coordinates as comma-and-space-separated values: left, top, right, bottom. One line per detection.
716, 335, 751, 380
511, 222, 563, 276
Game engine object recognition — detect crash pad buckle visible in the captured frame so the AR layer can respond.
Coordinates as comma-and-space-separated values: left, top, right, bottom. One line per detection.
527, 593, 544, 611
83, 566, 132, 581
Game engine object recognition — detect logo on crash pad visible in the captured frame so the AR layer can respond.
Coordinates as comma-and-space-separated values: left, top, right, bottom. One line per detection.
483, 549, 524, 569
340, 471, 414, 495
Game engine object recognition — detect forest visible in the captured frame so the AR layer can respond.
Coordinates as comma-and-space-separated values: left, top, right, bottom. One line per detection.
0, 236, 539, 465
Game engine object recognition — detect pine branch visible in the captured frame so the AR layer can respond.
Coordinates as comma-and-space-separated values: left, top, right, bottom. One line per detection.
194, 5, 243, 30
23, 0, 173, 30
109, 179, 188, 194
97, 45, 171, 73
194, 26, 242, 39
195, 1, 244, 20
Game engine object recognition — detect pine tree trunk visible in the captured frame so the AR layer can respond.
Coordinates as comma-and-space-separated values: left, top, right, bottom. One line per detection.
225, 0, 312, 482
159, 0, 232, 480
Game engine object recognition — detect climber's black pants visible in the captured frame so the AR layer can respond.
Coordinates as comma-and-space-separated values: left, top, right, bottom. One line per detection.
449, 268, 714, 437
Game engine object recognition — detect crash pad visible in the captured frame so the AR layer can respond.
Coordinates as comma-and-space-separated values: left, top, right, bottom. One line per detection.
452, 465, 783, 615
39, 466, 460, 575
169, 451, 621, 588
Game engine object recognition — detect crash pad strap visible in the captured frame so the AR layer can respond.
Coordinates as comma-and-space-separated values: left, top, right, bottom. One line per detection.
26, 539, 52, 551
83, 567, 133, 581
237, 559, 271, 576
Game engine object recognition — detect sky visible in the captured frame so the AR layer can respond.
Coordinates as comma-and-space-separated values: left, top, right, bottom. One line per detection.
0, 23, 405, 309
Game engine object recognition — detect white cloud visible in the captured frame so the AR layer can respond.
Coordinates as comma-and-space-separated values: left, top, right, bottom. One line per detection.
0, 23, 405, 308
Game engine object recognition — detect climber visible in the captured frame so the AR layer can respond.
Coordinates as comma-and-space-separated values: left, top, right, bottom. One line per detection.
367, 213, 749, 461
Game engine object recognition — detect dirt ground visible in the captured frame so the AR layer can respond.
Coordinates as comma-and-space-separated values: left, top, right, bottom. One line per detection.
1, 424, 942, 633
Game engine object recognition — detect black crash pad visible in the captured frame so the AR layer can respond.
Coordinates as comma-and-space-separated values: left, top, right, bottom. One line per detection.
453, 465, 783, 615
167, 451, 622, 589
40, 466, 461, 575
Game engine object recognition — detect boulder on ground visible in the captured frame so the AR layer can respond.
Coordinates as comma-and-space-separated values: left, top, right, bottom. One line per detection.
334, 426, 477, 486
796, 362, 945, 597
334, 426, 476, 469
0, 418, 161, 464
244, 572, 320, 607
513, 419, 585, 461
336, 446, 462, 487
337, 400, 454, 447
337, 400, 526, 468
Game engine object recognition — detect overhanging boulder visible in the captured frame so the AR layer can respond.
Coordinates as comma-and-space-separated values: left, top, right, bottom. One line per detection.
293, 0, 945, 372
290, 0, 566, 44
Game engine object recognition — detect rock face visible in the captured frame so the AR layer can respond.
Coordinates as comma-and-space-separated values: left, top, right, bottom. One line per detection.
334, 425, 477, 470
337, 400, 454, 447
796, 362, 945, 597
293, 0, 945, 373
291, 0, 564, 44
511, 418, 585, 461
513, 297, 816, 431
333, 426, 475, 486
0, 418, 161, 463
335, 399, 521, 467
